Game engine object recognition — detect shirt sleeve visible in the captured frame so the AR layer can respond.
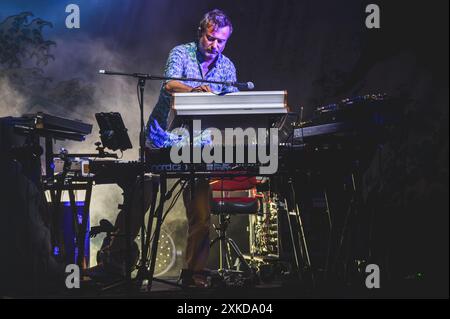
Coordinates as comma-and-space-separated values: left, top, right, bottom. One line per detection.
163, 46, 185, 81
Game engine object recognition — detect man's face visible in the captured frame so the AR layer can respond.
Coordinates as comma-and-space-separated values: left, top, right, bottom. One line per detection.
198, 25, 231, 61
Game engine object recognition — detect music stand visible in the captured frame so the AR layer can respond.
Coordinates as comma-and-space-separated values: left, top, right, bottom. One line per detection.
95, 112, 132, 152
94, 111, 138, 290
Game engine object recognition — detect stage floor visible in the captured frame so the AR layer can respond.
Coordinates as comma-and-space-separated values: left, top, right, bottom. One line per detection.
41, 275, 436, 299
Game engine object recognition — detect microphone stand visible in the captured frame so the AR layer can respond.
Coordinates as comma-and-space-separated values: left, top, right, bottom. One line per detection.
99, 69, 253, 89
98, 70, 247, 292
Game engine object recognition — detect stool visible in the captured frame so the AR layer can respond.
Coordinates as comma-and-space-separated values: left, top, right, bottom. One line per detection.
209, 177, 260, 277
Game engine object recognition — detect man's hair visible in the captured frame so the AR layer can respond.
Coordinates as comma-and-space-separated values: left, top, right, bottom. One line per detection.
198, 9, 233, 38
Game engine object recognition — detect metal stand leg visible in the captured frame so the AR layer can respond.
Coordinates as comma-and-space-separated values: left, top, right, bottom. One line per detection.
324, 189, 334, 281
146, 174, 167, 291
136, 177, 159, 282
135, 175, 181, 291
331, 167, 366, 285
210, 214, 252, 275
284, 198, 302, 279
282, 178, 314, 285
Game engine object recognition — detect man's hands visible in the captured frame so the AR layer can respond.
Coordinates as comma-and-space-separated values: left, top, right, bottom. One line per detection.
164, 80, 212, 93
191, 85, 212, 92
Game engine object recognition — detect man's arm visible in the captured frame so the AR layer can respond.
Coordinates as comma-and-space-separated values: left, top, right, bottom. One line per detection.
164, 81, 211, 93
163, 46, 211, 93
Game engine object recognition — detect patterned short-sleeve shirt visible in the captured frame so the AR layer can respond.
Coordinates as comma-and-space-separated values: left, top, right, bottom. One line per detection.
147, 41, 238, 134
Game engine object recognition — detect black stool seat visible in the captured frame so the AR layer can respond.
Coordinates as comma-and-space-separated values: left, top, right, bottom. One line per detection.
211, 199, 258, 215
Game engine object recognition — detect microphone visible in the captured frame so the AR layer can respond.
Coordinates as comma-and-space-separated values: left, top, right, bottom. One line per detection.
98, 69, 130, 76
99, 69, 122, 76
232, 81, 255, 90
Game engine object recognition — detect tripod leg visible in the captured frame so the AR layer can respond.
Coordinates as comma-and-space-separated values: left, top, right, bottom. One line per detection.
210, 228, 224, 269
288, 181, 311, 268
294, 203, 315, 286
324, 189, 334, 281
296, 206, 310, 264
284, 199, 302, 279
227, 238, 252, 272
225, 240, 233, 269
215, 213, 227, 271
219, 232, 226, 271
210, 236, 221, 248
333, 173, 357, 282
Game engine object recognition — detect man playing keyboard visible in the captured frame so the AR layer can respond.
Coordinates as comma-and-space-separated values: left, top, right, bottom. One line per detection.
146, 9, 238, 287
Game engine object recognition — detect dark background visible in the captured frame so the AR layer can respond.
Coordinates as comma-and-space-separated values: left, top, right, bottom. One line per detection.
1, 0, 447, 116
0, 0, 448, 297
